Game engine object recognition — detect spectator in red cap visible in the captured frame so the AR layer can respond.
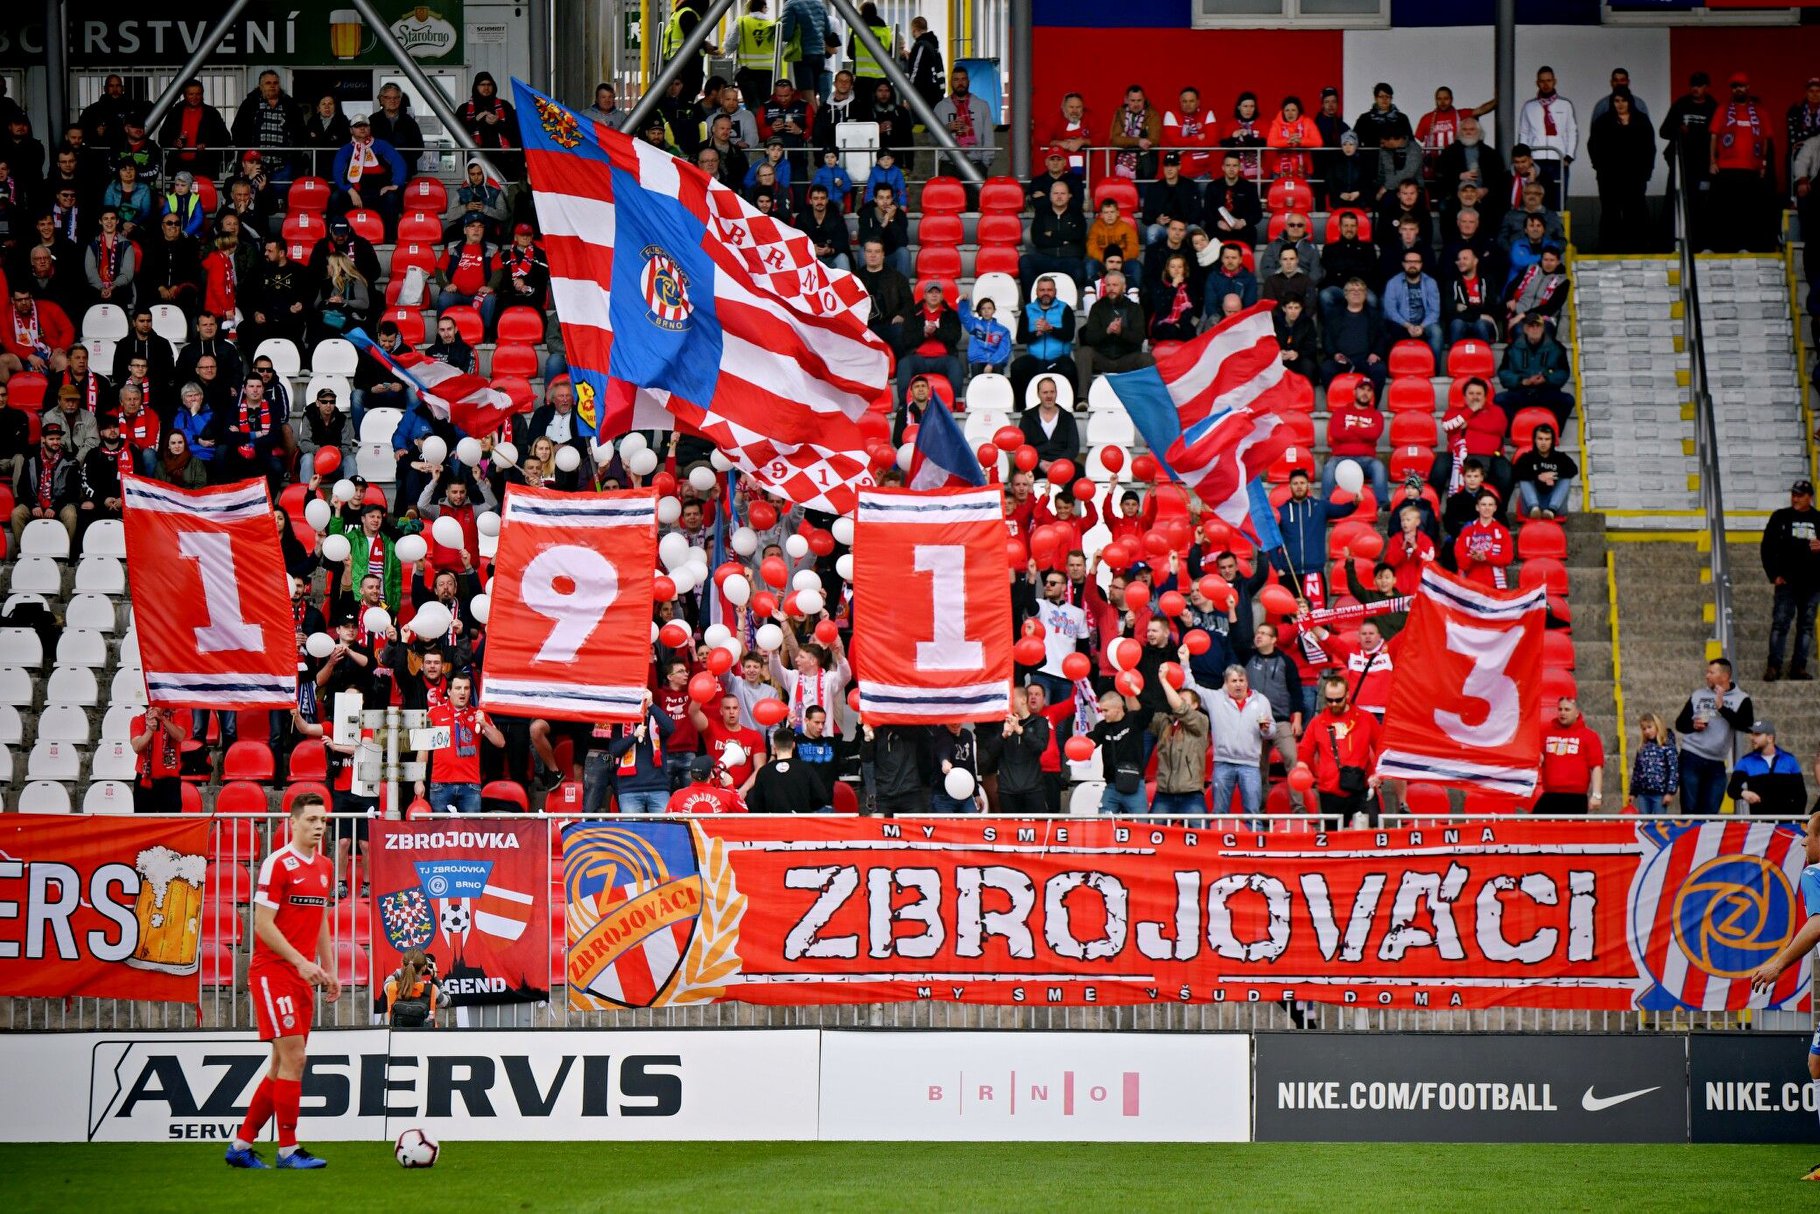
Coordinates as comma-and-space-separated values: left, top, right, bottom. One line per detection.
491, 222, 549, 324
1709, 72, 1775, 252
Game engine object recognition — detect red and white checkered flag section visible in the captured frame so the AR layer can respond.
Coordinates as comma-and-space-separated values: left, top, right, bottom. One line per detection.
120, 475, 298, 709
1376, 564, 1548, 796
478, 485, 659, 724
849, 487, 1012, 723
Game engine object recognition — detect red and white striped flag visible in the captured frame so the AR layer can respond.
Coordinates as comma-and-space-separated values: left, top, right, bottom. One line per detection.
348, 329, 517, 438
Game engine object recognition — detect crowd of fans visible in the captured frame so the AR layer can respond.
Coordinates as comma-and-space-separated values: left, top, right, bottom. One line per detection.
0, 53, 1814, 826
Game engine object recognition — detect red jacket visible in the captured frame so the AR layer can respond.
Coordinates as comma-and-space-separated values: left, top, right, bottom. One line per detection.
1082, 574, 1153, 677
1454, 518, 1513, 589
1441, 402, 1507, 458
203, 250, 237, 323
1327, 402, 1385, 459
1384, 528, 1435, 594
1324, 632, 1402, 716
3, 299, 75, 363
1304, 706, 1380, 796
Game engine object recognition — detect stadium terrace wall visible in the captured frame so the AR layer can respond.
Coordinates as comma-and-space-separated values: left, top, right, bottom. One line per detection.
0, 1029, 1808, 1143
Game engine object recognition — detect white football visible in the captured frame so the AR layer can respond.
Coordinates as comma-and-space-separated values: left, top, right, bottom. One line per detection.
440, 903, 471, 936
395, 1127, 439, 1168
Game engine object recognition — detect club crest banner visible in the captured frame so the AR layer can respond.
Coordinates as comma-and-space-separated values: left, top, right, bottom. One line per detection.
367, 820, 549, 1010
556, 817, 1811, 1012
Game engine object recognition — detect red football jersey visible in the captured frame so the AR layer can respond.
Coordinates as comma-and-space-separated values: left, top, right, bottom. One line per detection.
250, 843, 334, 973
702, 721, 762, 788
428, 703, 486, 784
665, 784, 748, 814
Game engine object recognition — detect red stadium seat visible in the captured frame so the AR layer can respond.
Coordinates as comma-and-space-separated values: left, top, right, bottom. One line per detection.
1517, 519, 1568, 560
287, 740, 328, 783
1386, 444, 1434, 484
402, 176, 450, 214
334, 897, 371, 938
1279, 412, 1316, 448
916, 213, 963, 248
1264, 213, 1291, 242
439, 303, 484, 346
495, 306, 546, 345
397, 211, 443, 244
1387, 340, 1435, 379
972, 246, 1021, 278
482, 780, 530, 812
916, 276, 960, 305
1221, 241, 1255, 272
1446, 340, 1496, 380
1279, 372, 1315, 414
492, 376, 535, 411
915, 245, 962, 280
490, 343, 539, 378
194, 177, 219, 212
920, 176, 965, 216
214, 781, 270, 815
336, 939, 370, 987
345, 208, 386, 244
1325, 208, 1372, 243
207, 859, 253, 905
1325, 372, 1363, 411
384, 307, 428, 346
975, 212, 1025, 247
978, 176, 1025, 215
282, 781, 333, 815
1541, 666, 1577, 705
1543, 629, 1576, 671
1402, 782, 1452, 816
1091, 177, 1139, 217
282, 211, 326, 244
181, 782, 205, 813
202, 942, 236, 987
1267, 444, 1316, 484
286, 177, 331, 214
1384, 376, 1436, 415
1388, 413, 1438, 448
202, 900, 243, 946
1518, 555, 1569, 597
7, 372, 47, 410
390, 242, 441, 280
222, 740, 275, 782
1266, 178, 1314, 215
278, 483, 321, 550
210, 813, 261, 858
832, 781, 858, 814
1508, 406, 1560, 451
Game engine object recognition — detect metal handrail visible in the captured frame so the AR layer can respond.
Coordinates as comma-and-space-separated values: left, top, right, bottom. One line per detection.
1671, 146, 1734, 657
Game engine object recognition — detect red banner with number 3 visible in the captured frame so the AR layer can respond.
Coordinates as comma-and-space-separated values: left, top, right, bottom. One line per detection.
480, 485, 658, 723
851, 486, 1012, 724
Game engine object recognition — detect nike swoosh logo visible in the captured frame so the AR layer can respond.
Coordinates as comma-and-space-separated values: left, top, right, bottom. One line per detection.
1582, 1085, 1660, 1112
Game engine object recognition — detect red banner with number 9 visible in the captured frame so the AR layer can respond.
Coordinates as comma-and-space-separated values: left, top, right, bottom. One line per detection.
850, 486, 1012, 724
479, 485, 659, 723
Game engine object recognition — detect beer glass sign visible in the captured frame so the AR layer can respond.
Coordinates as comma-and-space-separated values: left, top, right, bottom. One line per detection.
126, 845, 207, 976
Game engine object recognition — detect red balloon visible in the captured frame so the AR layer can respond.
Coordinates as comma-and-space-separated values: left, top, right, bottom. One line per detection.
1047, 458, 1076, 486
651, 574, 676, 602
847, 687, 862, 713
760, 555, 789, 588
748, 501, 778, 530
1064, 735, 1096, 763
1143, 529, 1171, 557
652, 471, 677, 498
1100, 445, 1126, 474
867, 442, 894, 470
1110, 637, 1142, 672
1288, 763, 1316, 793
808, 529, 836, 557
658, 620, 692, 649
1101, 541, 1132, 571
1115, 669, 1145, 697
856, 411, 889, 444
901, 423, 919, 447
781, 591, 802, 617
977, 443, 999, 468
1013, 636, 1046, 666
1197, 574, 1233, 605
1183, 628, 1212, 655
753, 698, 789, 728
994, 425, 1025, 452
705, 646, 734, 675
813, 619, 839, 646
1259, 584, 1299, 618
750, 591, 778, 619
1350, 530, 1385, 560
1071, 477, 1096, 502
1202, 519, 1232, 548
313, 446, 341, 475
1158, 590, 1187, 618
1006, 536, 1027, 568
688, 672, 721, 704
1021, 616, 1047, 640
1165, 518, 1193, 552
1131, 453, 1159, 482
1159, 661, 1186, 689
1061, 652, 1092, 681
1014, 444, 1039, 473
1122, 581, 1150, 612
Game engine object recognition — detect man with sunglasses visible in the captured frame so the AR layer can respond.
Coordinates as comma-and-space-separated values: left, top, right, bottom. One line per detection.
1258, 212, 1321, 283
139, 210, 204, 318
1028, 564, 1090, 708
1303, 674, 1383, 829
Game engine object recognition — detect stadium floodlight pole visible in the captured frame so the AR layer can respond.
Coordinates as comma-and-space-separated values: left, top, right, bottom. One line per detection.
1494, 0, 1516, 152
625, 0, 742, 135
344, 0, 490, 163
825, 0, 985, 187
1009, 0, 1032, 178
45, 0, 67, 133
143, 0, 258, 137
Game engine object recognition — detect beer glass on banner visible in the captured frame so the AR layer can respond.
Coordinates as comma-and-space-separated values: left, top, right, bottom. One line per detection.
330, 9, 374, 59
127, 845, 208, 975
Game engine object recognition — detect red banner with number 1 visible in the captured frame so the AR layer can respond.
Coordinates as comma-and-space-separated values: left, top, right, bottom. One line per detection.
851, 486, 1012, 723
480, 485, 658, 723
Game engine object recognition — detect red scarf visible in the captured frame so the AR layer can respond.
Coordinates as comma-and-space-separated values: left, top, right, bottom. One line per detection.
107, 441, 134, 484
36, 450, 61, 508
502, 243, 537, 281
237, 390, 271, 436
12, 302, 46, 361
1538, 93, 1559, 137
790, 668, 825, 729
94, 234, 122, 287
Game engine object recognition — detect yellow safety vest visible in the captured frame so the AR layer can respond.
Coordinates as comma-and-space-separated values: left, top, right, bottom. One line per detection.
735, 14, 776, 70
661, 7, 690, 58
852, 23, 891, 78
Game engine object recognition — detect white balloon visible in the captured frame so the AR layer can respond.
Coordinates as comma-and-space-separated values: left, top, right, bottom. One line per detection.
709, 448, 734, 471
303, 498, 332, 531
796, 588, 825, 616
363, 607, 392, 635
784, 534, 810, 560
659, 532, 691, 571
420, 435, 448, 466
305, 632, 335, 659
320, 533, 351, 563
619, 431, 649, 455
720, 742, 746, 770
455, 437, 484, 466
687, 545, 709, 569
943, 768, 976, 801
1334, 459, 1364, 496
656, 495, 682, 524
469, 593, 491, 624
431, 516, 465, 548
331, 477, 356, 503
555, 444, 582, 472
592, 438, 617, 465
730, 526, 758, 556
715, 637, 743, 663
703, 624, 732, 649
836, 553, 854, 580
409, 600, 452, 639
476, 510, 501, 537
651, 620, 660, 643
688, 465, 717, 492
792, 568, 823, 593
667, 565, 696, 595
628, 448, 659, 477
755, 623, 784, 652
493, 441, 519, 468
722, 574, 751, 607
896, 442, 914, 472
1106, 634, 1137, 672
832, 517, 855, 546
393, 533, 428, 564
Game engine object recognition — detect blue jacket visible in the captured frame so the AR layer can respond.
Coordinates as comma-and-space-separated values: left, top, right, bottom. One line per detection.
1202, 267, 1257, 318
811, 164, 853, 198
1383, 272, 1441, 329
605, 705, 677, 793
174, 406, 219, 461
330, 139, 410, 192
1274, 491, 1357, 578
391, 406, 437, 457
956, 301, 1012, 367
1018, 297, 1074, 361
779, 0, 829, 63
1497, 335, 1570, 393
865, 164, 906, 204
743, 156, 793, 192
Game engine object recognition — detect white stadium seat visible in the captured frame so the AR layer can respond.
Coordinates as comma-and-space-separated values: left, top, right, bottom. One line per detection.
44, 665, 99, 707
1042, 272, 1079, 312
255, 337, 303, 379
0, 704, 21, 744
19, 519, 71, 559
311, 338, 359, 375
110, 666, 148, 705
56, 628, 109, 668
18, 780, 72, 813
0, 742, 11, 785
101, 704, 141, 741
1067, 781, 1105, 816
1024, 372, 1071, 410
117, 630, 140, 669
7, 556, 63, 595
74, 555, 127, 595
27, 739, 83, 781
305, 374, 352, 411
835, 119, 880, 185
0, 666, 32, 706
150, 304, 189, 347
84, 781, 136, 814
356, 441, 396, 483
82, 519, 127, 559
1086, 444, 1131, 483
86, 337, 116, 372
962, 408, 1010, 447
2, 592, 48, 614
36, 705, 92, 745
358, 406, 402, 445
81, 303, 129, 343
1087, 376, 1126, 412
0, 628, 44, 669
65, 592, 118, 633
1085, 411, 1136, 447
970, 272, 1020, 322
965, 373, 1014, 417
90, 739, 138, 781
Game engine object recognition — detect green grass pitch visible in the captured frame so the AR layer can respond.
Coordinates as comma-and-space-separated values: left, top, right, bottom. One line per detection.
8, 1142, 1820, 1211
